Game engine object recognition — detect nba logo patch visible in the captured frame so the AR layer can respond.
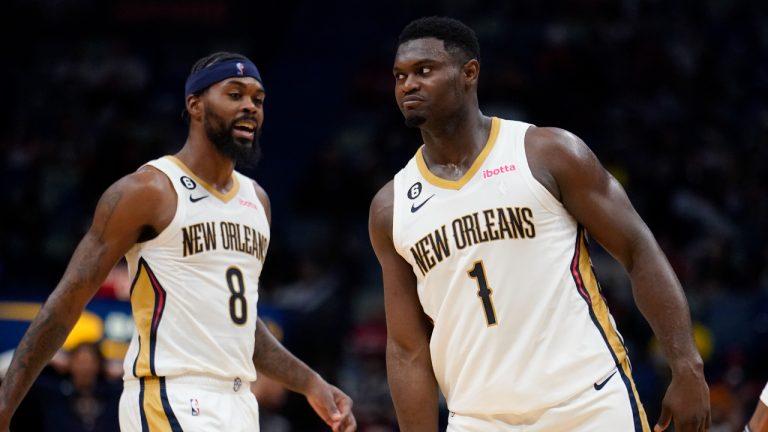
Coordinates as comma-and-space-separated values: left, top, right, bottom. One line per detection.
236, 62, 245, 76
190, 398, 200, 416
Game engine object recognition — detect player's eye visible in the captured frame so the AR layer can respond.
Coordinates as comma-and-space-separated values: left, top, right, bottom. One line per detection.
229, 92, 242, 100
419, 66, 432, 75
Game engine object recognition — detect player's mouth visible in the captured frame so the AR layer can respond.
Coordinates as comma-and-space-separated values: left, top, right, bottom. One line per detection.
232, 119, 257, 141
402, 95, 425, 109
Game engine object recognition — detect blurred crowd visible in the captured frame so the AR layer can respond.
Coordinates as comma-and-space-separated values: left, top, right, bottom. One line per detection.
2, 0, 767, 430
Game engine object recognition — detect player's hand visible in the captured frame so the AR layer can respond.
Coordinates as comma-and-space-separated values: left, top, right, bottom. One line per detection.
654, 364, 710, 432
304, 375, 356, 431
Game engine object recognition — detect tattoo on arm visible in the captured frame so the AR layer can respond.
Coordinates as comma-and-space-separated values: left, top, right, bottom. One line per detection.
0, 186, 121, 413
252, 320, 314, 394
1, 302, 69, 399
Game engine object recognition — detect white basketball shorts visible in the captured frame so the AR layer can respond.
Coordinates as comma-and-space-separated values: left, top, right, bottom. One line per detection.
120, 375, 260, 431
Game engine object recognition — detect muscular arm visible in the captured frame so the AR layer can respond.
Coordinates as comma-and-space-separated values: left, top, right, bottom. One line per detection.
250, 182, 354, 431
369, 181, 439, 431
527, 127, 709, 431
248, 181, 324, 393
252, 317, 333, 396
0, 168, 173, 428
248, 182, 321, 390
252, 295, 355, 431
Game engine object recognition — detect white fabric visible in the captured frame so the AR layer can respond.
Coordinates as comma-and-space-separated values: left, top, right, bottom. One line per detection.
122, 156, 269, 382
446, 365, 645, 431
119, 374, 260, 431
392, 118, 635, 415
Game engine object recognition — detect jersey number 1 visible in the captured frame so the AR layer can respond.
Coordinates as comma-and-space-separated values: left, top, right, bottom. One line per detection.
467, 261, 498, 326
226, 267, 248, 325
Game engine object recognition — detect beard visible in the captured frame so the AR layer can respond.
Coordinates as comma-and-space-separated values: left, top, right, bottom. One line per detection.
404, 112, 427, 128
203, 106, 262, 168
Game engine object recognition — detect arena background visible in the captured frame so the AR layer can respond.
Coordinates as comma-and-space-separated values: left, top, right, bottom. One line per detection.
1, 0, 767, 430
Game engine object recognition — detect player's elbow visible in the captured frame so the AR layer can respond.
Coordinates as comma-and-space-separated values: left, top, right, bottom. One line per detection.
386, 336, 430, 368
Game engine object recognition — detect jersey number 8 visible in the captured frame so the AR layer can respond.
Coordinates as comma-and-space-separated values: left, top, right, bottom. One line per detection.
226, 267, 248, 325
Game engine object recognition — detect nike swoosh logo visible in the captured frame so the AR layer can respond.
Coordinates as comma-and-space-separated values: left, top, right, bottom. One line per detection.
593, 370, 617, 391
410, 194, 435, 213
189, 195, 209, 203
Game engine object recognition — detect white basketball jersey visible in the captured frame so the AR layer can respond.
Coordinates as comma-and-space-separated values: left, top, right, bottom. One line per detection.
123, 156, 269, 382
392, 118, 637, 415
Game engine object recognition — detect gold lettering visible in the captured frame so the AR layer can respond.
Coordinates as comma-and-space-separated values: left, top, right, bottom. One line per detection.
461, 215, 479, 246
472, 212, 489, 243
227, 222, 239, 250
483, 209, 500, 241
452, 218, 467, 249
496, 207, 513, 239
220, 222, 231, 249
182, 227, 194, 257
428, 225, 451, 262
410, 246, 429, 276
506, 207, 525, 238
203, 222, 217, 250
522, 207, 536, 237
417, 237, 436, 270
243, 225, 253, 255
256, 233, 268, 261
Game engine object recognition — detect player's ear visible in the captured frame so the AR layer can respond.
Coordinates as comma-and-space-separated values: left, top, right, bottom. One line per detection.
463, 59, 480, 87
186, 94, 203, 120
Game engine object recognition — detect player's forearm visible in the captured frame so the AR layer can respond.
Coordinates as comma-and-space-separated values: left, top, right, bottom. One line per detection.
749, 401, 768, 432
0, 233, 111, 417
629, 241, 702, 372
386, 342, 439, 431
251, 318, 319, 395
0, 287, 84, 416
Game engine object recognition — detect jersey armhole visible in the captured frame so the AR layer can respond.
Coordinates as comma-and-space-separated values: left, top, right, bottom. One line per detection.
514, 124, 570, 216
135, 159, 186, 246
391, 170, 405, 257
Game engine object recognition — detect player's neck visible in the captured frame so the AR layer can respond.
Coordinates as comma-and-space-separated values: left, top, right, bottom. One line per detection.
176, 138, 236, 194
420, 110, 491, 168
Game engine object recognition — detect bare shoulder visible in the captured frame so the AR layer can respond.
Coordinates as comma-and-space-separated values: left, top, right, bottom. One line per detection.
95, 166, 174, 213
369, 180, 395, 231
526, 126, 593, 165
129, 165, 176, 199
525, 126, 601, 200
249, 179, 271, 225
86, 165, 176, 244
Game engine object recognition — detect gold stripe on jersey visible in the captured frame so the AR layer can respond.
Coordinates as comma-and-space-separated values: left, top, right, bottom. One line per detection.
130, 258, 166, 377
166, 155, 240, 203
416, 117, 501, 190
140, 377, 182, 431
574, 229, 650, 431
575, 232, 626, 364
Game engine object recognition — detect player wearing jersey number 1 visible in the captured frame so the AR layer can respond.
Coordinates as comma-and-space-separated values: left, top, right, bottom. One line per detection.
369, 16, 709, 432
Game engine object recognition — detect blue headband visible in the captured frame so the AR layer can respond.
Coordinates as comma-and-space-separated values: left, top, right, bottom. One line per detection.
184, 58, 263, 96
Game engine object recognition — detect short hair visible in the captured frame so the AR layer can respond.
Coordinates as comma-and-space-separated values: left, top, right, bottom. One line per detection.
398, 16, 481, 64
187, 51, 251, 95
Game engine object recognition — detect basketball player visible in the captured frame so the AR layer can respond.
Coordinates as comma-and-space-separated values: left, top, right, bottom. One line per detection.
368, 17, 710, 431
746, 382, 768, 432
0, 52, 356, 432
